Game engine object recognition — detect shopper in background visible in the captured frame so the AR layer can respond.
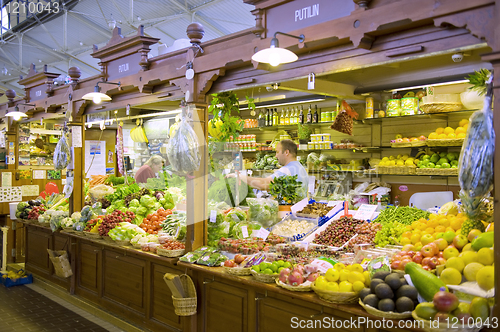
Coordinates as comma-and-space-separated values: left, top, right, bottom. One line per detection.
230, 139, 309, 197
135, 155, 165, 184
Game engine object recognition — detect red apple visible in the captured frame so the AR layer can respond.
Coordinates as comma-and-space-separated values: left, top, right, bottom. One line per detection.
434, 238, 448, 251
421, 244, 437, 257
419, 135, 427, 141
438, 251, 444, 258
422, 257, 431, 266
401, 258, 413, 269
392, 254, 402, 262
412, 252, 423, 264
391, 260, 402, 270
234, 254, 245, 264
467, 229, 482, 242
428, 242, 439, 253
453, 235, 468, 250
407, 251, 416, 258
428, 257, 439, 269
400, 251, 408, 257
400, 255, 411, 261
422, 265, 432, 271
437, 257, 447, 265
395, 138, 403, 143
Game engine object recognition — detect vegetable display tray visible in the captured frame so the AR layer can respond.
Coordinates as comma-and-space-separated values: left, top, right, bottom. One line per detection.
114, 240, 130, 246
157, 248, 185, 257
311, 284, 358, 303
62, 227, 75, 233
84, 232, 102, 239
359, 299, 411, 319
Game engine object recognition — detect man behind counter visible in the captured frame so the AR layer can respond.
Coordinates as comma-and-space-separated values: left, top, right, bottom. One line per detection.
235, 139, 309, 197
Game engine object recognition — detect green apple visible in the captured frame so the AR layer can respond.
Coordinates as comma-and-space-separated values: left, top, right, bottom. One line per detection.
422, 155, 431, 160
451, 160, 459, 166
427, 162, 435, 168
441, 163, 451, 169
439, 152, 448, 159
437, 158, 449, 166
435, 165, 442, 169
451, 165, 457, 168
430, 154, 440, 163
435, 232, 445, 240
447, 153, 456, 161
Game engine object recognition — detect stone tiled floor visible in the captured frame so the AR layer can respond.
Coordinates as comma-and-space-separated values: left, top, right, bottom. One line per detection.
0, 283, 121, 332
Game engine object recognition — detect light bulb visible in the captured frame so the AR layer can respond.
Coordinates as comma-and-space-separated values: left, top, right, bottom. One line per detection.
13, 114, 21, 121
269, 52, 281, 67
93, 95, 102, 104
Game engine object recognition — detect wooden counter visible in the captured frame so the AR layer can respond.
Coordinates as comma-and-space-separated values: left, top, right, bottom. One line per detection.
21, 221, 432, 332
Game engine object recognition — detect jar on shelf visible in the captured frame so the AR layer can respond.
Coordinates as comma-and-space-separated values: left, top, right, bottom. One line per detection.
401, 97, 418, 115
386, 99, 401, 117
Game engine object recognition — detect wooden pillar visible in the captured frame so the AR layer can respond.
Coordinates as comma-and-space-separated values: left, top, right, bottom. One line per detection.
68, 112, 85, 214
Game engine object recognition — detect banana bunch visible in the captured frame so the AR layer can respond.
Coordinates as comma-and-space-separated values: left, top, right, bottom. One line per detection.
208, 119, 223, 139
2, 269, 27, 281
131, 125, 148, 143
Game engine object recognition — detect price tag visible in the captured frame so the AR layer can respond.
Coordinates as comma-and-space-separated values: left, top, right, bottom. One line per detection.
308, 176, 316, 194
209, 210, 217, 223
354, 204, 378, 221
257, 227, 270, 240
241, 226, 249, 238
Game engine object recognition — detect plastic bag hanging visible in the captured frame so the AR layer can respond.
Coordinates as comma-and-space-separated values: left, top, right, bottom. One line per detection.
330, 100, 358, 135
53, 126, 71, 170
166, 104, 201, 175
458, 75, 495, 199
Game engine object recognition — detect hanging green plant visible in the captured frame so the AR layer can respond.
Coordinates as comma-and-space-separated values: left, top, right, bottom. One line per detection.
466, 69, 491, 96
208, 91, 255, 142
269, 175, 303, 205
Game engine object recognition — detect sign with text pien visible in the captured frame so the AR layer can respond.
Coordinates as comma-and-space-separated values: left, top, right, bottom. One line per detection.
107, 53, 142, 81
266, 0, 355, 38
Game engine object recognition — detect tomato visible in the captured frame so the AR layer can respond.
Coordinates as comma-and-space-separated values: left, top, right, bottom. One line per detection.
147, 214, 153, 220
151, 216, 158, 222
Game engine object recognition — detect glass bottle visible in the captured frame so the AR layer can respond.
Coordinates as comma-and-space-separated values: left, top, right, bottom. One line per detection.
307, 104, 312, 123
313, 105, 319, 123
284, 108, 290, 125
292, 107, 298, 124
299, 106, 304, 124
272, 108, 278, 126
280, 108, 285, 125
258, 109, 265, 127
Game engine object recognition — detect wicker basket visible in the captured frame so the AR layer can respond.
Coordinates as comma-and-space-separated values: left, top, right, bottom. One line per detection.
250, 270, 278, 283
359, 299, 412, 319
84, 232, 102, 239
311, 284, 358, 303
224, 266, 252, 276
62, 227, 74, 233
420, 102, 463, 114
157, 248, 185, 257
102, 236, 114, 243
275, 279, 312, 292
171, 274, 197, 316
411, 311, 482, 332
426, 138, 464, 147
391, 142, 412, 148
416, 168, 458, 176
411, 141, 427, 147
114, 240, 130, 246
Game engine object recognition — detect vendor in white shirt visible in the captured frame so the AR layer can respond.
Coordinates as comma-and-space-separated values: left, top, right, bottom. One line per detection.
233, 139, 309, 197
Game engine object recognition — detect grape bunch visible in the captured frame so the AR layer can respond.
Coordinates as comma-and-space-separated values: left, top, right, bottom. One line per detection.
28, 205, 46, 220
347, 222, 383, 249
313, 216, 364, 247
373, 220, 407, 246
99, 210, 135, 236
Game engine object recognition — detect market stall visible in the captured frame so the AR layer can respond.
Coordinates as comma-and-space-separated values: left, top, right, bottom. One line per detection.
1, 0, 499, 331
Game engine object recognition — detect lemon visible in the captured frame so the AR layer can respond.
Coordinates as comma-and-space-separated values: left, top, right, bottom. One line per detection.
314, 277, 328, 290
440, 268, 462, 285
333, 263, 345, 271
435, 127, 445, 134
352, 281, 365, 292
476, 266, 494, 290
428, 132, 438, 139
444, 127, 455, 135
464, 262, 485, 281
461, 243, 473, 252
325, 282, 339, 292
445, 257, 465, 273
339, 270, 350, 282
347, 271, 365, 284
477, 247, 494, 265
350, 264, 363, 274
460, 251, 478, 266
339, 281, 353, 293
325, 268, 340, 282
459, 119, 469, 127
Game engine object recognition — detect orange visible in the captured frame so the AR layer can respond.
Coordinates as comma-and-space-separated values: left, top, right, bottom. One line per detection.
421, 231, 430, 236
445, 226, 455, 233
436, 127, 445, 134
411, 233, 421, 244
435, 225, 446, 233
427, 219, 439, 228
425, 227, 435, 234
455, 127, 466, 135
444, 127, 455, 135
417, 222, 427, 231
450, 219, 462, 231
462, 123, 468, 130
439, 219, 450, 227
428, 132, 438, 139
438, 133, 448, 139
400, 237, 412, 246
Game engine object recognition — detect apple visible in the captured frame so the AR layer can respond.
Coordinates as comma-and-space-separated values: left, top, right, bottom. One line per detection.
428, 242, 439, 253
401, 258, 413, 269
421, 244, 437, 257
402, 138, 410, 143
395, 138, 403, 143
453, 235, 468, 250
395, 134, 403, 139
407, 251, 416, 258
224, 260, 237, 267
414, 242, 423, 251
427, 257, 439, 269
435, 232, 445, 240
402, 244, 415, 252
437, 257, 447, 265
434, 238, 448, 251
422, 257, 431, 266
422, 265, 432, 271
412, 252, 423, 264
392, 254, 402, 262
234, 254, 245, 264
443, 246, 460, 260
438, 251, 444, 258
419, 135, 427, 141
400, 251, 408, 257
467, 229, 482, 242
433, 290, 459, 312
421, 234, 435, 245
391, 260, 402, 270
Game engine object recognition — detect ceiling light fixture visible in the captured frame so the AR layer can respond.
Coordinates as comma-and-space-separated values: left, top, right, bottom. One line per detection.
251, 31, 305, 67
108, 14, 117, 30
82, 80, 121, 104
6, 103, 35, 121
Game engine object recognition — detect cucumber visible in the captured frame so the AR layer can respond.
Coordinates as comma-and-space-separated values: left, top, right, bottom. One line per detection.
471, 232, 494, 251
404, 262, 447, 301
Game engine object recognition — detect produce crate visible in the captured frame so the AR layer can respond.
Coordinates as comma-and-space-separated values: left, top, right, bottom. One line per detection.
426, 138, 464, 147
1, 272, 33, 288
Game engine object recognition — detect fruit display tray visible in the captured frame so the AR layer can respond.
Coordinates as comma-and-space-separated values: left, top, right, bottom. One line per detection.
411, 311, 482, 332
359, 299, 412, 319
312, 283, 358, 303
275, 279, 312, 292
224, 266, 251, 276
426, 138, 464, 146
251, 270, 278, 283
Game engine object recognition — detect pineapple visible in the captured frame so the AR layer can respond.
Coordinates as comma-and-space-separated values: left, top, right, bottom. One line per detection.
459, 191, 488, 235
460, 217, 485, 237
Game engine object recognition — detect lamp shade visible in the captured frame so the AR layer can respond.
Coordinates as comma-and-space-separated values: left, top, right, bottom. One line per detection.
6, 110, 28, 121
82, 91, 112, 104
251, 45, 298, 67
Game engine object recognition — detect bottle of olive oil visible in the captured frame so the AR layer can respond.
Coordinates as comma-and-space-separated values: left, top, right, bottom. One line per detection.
306, 104, 313, 123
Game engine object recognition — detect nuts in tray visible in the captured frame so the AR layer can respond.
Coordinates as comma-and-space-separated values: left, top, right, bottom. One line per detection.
297, 203, 333, 217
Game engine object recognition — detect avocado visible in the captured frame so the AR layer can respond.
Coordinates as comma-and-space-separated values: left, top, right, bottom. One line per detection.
400, 278, 408, 286
396, 285, 418, 301
372, 271, 391, 281
363, 294, 379, 308
378, 298, 395, 312
359, 288, 372, 302
396, 296, 414, 313
370, 279, 385, 293
385, 273, 402, 290
375, 283, 394, 299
